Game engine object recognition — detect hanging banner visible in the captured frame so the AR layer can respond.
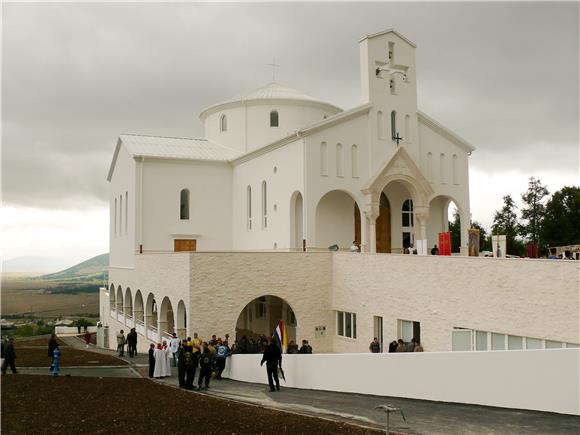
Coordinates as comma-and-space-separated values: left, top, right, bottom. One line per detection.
438, 232, 451, 256
468, 228, 480, 257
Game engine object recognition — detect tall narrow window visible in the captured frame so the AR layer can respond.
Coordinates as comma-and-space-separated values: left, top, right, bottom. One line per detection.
402, 199, 414, 227
247, 186, 252, 230
270, 110, 279, 127
119, 195, 123, 237
391, 111, 397, 140
180, 189, 190, 220
114, 198, 117, 236
220, 114, 227, 132
405, 114, 410, 142
125, 191, 128, 234
452, 154, 458, 185
426, 152, 433, 182
320, 142, 328, 176
336, 143, 343, 177
440, 153, 447, 184
377, 111, 384, 139
261, 181, 268, 229
351, 145, 358, 178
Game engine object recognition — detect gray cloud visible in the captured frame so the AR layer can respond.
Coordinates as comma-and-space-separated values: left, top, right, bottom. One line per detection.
2, 2, 578, 209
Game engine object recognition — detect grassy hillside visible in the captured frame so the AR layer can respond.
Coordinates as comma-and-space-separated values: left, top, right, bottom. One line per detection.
40, 253, 109, 282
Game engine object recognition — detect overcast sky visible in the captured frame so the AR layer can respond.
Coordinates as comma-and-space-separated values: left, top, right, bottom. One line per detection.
2, 2, 579, 266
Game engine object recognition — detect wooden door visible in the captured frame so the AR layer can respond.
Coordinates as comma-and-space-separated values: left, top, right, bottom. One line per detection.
354, 203, 361, 244
376, 193, 391, 253
174, 239, 197, 252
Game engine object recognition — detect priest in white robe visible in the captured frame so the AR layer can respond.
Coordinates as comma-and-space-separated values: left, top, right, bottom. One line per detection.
153, 343, 168, 378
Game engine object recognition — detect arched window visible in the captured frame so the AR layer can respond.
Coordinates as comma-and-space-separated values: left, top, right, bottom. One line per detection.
261, 181, 268, 229
452, 154, 458, 185
426, 152, 433, 182
114, 198, 117, 236
405, 114, 411, 142
125, 191, 128, 234
377, 111, 384, 139
402, 199, 414, 227
336, 143, 343, 177
320, 142, 328, 176
270, 110, 279, 127
220, 114, 227, 132
391, 111, 397, 140
440, 153, 447, 184
180, 189, 190, 220
351, 145, 358, 178
247, 185, 252, 230
119, 195, 123, 237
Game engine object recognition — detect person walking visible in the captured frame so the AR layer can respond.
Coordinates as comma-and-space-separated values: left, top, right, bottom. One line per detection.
183, 340, 198, 391
198, 342, 214, 390
369, 337, 381, 353
116, 330, 126, 357
261, 337, 282, 392
51, 345, 61, 376
176, 340, 186, 388
148, 343, 155, 378
48, 334, 58, 367
169, 333, 180, 367
1, 337, 17, 374
126, 328, 137, 358
215, 339, 230, 380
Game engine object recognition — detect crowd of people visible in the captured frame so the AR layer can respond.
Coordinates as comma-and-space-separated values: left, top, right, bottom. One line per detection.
369, 337, 424, 353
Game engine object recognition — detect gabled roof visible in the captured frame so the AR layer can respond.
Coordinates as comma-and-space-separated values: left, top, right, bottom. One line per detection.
358, 28, 417, 48
107, 134, 242, 181
417, 111, 476, 153
199, 82, 342, 120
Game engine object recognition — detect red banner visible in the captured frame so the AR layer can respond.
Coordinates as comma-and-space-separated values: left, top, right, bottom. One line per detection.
439, 232, 451, 256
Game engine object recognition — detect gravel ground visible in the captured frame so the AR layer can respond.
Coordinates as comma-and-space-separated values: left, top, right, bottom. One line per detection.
1, 375, 381, 435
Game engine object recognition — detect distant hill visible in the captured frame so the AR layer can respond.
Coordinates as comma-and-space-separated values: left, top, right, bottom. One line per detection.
2, 256, 71, 274
40, 253, 109, 282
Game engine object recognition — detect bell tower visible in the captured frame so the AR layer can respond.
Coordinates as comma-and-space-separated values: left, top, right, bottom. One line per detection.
359, 29, 419, 171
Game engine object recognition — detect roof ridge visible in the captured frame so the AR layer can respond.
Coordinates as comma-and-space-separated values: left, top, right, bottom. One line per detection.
120, 133, 208, 142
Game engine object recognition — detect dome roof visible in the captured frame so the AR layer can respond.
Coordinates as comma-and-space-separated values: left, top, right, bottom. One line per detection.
199, 82, 342, 120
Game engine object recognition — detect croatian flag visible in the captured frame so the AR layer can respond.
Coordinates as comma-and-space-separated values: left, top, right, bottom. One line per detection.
274, 320, 287, 353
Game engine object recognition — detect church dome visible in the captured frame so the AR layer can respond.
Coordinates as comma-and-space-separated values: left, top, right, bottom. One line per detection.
199, 82, 342, 121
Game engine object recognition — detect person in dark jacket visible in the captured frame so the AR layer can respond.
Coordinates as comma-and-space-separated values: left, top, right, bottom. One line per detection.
48, 334, 58, 366
183, 341, 198, 390
261, 337, 282, 392
126, 328, 138, 358
298, 339, 312, 354
176, 340, 186, 388
198, 342, 214, 390
148, 343, 155, 378
388, 340, 398, 353
1, 337, 17, 374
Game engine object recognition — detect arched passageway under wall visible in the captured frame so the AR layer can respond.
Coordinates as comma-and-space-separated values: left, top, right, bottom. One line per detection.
428, 195, 463, 254
315, 190, 360, 250
380, 180, 416, 253
134, 290, 144, 323
235, 295, 297, 351
160, 297, 175, 339
109, 284, 116, 311
176, 300, 187, 339
116, 285, 124, 313
290, 191, 304, 250
146, 293, 158, 329
124, 288, 133, 318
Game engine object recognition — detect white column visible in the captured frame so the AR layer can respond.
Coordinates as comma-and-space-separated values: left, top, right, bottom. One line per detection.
370, 218, 377, 254
360, 213, 368, 252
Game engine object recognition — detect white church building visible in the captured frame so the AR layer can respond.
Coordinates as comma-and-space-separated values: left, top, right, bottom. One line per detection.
101, 29, 578, 355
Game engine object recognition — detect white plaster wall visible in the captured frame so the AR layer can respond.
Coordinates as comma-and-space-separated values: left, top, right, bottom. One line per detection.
331, 252, 580, 353
109, 146, 136, 268
141, 159, 233, 252
315, 191, 357, 249
232, 140, 303, 250
188, 252, 334, 353
204, 106, 246, 152
225, 349, 580, 415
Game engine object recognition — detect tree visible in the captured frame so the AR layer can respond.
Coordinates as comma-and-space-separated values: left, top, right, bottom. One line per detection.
492, 195, 519, 254
541, 186, 580, 248
448, 209, 460, 253
519, 177, 549, 247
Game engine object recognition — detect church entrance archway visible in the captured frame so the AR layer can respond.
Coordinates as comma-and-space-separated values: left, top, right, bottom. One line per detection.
235, 295, 297, 351
381, 181, 415, 253
290, 191, 303, 250
159, 297, 175, 339
315, 190, 360, 250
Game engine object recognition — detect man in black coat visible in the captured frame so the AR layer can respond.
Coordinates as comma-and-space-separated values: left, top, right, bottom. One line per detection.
260, 337, 282, 392
126, 328, 138, 358
1, 337, 17, 374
